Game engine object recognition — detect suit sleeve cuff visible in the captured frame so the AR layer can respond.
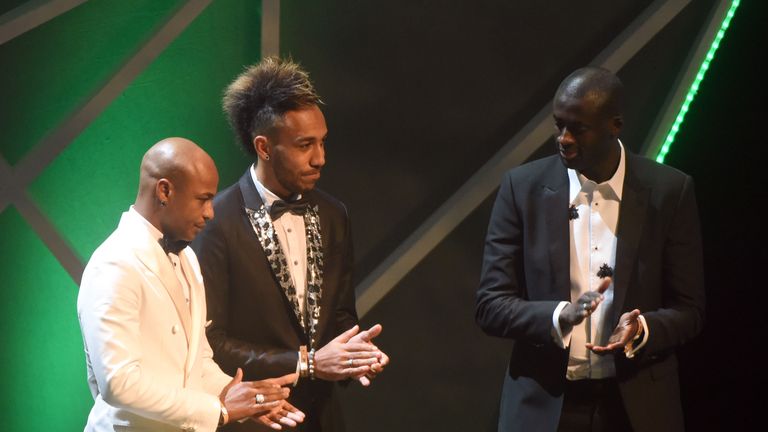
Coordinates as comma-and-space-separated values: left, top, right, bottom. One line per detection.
294, 351, 302, 386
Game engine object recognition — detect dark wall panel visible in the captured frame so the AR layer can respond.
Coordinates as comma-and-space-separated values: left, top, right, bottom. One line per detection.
280, 0, 654, 282
339, 195, 506, 431
662, 1, 766, 429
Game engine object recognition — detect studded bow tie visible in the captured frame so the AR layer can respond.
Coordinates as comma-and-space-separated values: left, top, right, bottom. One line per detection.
159, 237, 189, 255
269, 199, 309, 219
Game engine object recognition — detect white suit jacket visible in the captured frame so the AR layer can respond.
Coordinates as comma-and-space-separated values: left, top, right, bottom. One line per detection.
77, 209, 232, 431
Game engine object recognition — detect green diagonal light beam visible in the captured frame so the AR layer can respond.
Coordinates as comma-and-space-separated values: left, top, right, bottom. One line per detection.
656, 0, 740, 163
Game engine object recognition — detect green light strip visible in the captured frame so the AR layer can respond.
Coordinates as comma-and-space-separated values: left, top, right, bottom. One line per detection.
656, 0, 740, 163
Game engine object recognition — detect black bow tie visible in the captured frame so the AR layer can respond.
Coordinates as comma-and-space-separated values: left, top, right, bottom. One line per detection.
159, 237, 189, 255
269, 198, 309, 219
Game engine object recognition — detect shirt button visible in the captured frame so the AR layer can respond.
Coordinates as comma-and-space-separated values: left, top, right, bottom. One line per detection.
294, 260, 299, 266
172, 325, 179, 334
287, 228, 292, 233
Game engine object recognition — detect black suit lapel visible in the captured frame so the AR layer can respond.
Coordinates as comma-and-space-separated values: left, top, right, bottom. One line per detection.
300, 192, 324, 349
612, 155, 649, 327
238, 171, 307, 335
542, 165, 571, 301
239, 171, 264, 210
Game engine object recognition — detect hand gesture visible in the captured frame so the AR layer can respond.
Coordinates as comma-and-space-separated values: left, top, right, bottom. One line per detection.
559, 277, 612, 328
254, 400, 305, 430
314, 325, 383, 381
348, 324, 390, 386
220, 369, 292, 424
587, 309, 641, 355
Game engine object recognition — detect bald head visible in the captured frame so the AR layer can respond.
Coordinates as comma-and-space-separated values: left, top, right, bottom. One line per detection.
138, 137, 215, 198
555, 67, 624, 118
135, 137, 219, 241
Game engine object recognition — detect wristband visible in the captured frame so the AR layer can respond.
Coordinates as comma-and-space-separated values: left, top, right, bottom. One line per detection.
299, 345, 309, 378
308, 348, 316, 380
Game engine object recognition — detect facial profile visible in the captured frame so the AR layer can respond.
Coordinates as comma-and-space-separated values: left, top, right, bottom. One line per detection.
138, 137, 219, 242
257, 105, 327, 198
160, 159, 218, 241
552, 67, 624, 183
221, 57, 325, 199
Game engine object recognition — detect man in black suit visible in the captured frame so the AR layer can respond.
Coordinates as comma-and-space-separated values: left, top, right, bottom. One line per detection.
476, 67, 704, 431
192, 58, 389, 431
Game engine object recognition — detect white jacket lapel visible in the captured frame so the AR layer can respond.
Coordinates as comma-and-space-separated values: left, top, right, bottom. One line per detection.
122, 212, 193, 346
179, 250, 203, 381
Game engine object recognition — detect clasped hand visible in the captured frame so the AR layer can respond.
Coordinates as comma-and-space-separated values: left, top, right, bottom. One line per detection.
220, 368, 305, 430
314, 324, 390, 386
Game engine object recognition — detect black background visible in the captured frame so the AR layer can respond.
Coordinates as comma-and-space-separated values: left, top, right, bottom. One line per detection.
278, 1, 766, 429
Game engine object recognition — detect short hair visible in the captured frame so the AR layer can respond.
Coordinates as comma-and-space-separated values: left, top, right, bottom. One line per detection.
223, 57, 322, 155
555, 66, 624, 118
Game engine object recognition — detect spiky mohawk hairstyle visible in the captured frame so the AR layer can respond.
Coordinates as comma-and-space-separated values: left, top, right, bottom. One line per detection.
222, 57, 322, 155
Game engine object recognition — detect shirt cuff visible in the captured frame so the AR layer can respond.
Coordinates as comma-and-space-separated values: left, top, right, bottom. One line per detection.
625, 314, 649, 359
552, 301, 572, 349
294, 352, 301, 386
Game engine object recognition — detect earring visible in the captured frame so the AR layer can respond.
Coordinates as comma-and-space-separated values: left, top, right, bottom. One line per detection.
160, 201, 167, 207
264, 154, 270, 161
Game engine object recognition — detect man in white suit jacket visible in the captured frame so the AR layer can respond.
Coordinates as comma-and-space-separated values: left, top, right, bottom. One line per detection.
78, 138, 304, 431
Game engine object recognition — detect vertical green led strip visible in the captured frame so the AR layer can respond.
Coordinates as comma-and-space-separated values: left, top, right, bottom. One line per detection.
656, 0, 740, 163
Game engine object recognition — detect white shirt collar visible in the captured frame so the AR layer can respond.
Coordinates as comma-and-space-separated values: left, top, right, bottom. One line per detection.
249, 164, 302, 210
568, 140, 626, 204
128, 205, 164, 242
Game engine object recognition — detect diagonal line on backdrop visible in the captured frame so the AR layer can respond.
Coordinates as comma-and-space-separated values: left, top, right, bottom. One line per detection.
642, 0, 736, 160
261, 0, 280, 58
14, 190, 86, 283
2, 154, 84, 282
0, 0, 88, 46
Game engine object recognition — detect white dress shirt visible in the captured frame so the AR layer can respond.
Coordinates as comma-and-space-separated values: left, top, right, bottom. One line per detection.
250, 166, 310, 380
250, 165, 308, 313
552, 142, 648, 380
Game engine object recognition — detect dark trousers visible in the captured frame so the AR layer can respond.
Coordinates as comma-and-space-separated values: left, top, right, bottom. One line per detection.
557, 378, 632, 432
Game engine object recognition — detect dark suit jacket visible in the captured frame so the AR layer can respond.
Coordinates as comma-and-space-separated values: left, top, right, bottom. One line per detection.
476, 152, 705, 432
192, 171, 358, 432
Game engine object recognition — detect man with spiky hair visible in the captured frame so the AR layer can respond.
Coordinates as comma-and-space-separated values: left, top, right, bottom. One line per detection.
476, 67, 704, 431
192, 58, 389, 431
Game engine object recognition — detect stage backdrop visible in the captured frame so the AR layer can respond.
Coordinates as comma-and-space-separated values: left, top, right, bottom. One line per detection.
3, 1, 761, 431
0, 1, 262, 429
